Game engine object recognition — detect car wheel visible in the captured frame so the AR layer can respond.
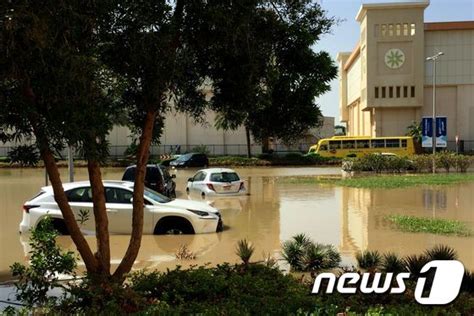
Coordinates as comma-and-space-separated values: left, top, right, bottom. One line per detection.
154, 217, 194, 235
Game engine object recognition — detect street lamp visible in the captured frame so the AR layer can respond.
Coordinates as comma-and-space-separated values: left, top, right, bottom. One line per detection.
426, 52, 444, 174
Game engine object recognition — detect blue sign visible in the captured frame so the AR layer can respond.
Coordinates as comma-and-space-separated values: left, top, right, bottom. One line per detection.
422, 117, 447, 148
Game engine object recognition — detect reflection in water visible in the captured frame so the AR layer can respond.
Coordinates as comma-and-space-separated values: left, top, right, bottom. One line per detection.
423, 189, 447, 211
1, 167, 473, 281
340, 184, 474, 268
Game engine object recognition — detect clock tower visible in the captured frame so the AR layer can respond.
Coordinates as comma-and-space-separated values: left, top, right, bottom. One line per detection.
356, 1, 428, 136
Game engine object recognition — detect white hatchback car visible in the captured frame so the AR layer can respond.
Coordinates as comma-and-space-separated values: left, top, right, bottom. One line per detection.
19, 181, 223, 235
186, 168, 246, 197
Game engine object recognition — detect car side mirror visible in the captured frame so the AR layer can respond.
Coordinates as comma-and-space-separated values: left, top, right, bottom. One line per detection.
171, 174, 176, 179
187, 177, 193, 182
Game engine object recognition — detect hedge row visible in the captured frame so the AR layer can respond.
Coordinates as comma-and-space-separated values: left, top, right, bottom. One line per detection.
209, 153, 340, 167
343, 153, 473, 173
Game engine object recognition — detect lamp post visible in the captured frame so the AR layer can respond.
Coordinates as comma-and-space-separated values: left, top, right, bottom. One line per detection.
426, 52, 444, 174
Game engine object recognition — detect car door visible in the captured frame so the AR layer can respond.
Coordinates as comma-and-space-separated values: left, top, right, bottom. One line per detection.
104, 187, 154, 234
189, 171, 206, 192
66, 187, 96, 234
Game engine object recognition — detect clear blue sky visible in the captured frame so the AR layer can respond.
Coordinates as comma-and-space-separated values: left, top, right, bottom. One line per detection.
315, 0, 474, 123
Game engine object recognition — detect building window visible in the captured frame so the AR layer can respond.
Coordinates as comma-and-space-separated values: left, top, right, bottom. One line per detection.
396, 24, 401, 36
403, 23, 409, 36
410, 23, 416, 36
411, 86, 415, 98
396, 86, 401, 98
382, 87, 386, 98
388, 24, 394, 36
381, 24, 387, 36
374, 24, 379, 37
403, 86, 408, 98
389, 86, 393, 98
375, 87, 379, 99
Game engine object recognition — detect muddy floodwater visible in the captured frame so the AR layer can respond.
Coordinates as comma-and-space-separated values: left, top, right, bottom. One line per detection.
0, 167, 473, 280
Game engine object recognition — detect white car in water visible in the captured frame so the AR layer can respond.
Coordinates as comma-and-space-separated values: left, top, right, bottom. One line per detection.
186, 168, 246, 197
19, 181, 223, 235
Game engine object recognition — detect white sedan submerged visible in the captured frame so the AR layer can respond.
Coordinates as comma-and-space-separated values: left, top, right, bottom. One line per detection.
19, 181, 223, 235
186, 168, 246, 197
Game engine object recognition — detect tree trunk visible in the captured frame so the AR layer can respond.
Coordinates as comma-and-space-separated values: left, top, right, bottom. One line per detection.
245, 127, 252, 158
40, 147, 99, 273
113, 110, 155, 280
87, 160, 111, 275
262, 136, 270, 153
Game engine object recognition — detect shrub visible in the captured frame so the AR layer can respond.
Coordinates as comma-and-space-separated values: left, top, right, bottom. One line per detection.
435, 151, 457, 172
10, 217, 77, 307
190, 144, 210, 155
454, 154, 472, 172
411, 154, 432, 173
7, 144, 39, 167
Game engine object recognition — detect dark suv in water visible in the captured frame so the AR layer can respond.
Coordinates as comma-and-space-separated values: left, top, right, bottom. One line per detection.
169, 153, 209, 168
122, 164, 176, 198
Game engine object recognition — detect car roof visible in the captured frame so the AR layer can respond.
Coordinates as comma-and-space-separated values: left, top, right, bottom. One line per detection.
199, 168, 236, 173
41, 180, 135, 192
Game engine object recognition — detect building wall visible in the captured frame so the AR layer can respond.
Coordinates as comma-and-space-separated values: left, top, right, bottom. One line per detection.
425, 29, 474, 85
339, 1, 474, 142
347, 56, 362, 105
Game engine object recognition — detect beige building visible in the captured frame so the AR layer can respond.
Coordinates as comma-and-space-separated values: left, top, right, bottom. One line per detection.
0, 113, 334, 157
338, 1, 474, 149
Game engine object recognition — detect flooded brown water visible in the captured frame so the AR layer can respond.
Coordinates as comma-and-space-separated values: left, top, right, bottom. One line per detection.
0, 167, 473, 281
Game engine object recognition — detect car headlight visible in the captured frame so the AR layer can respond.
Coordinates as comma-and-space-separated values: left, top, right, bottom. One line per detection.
187, 209, 209, 217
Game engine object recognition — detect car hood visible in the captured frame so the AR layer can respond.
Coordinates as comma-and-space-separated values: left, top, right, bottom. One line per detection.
165, 199, 219, 214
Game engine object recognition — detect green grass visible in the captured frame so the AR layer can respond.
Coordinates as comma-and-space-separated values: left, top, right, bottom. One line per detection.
280, 173, 474, 189
387, 215, 473, 237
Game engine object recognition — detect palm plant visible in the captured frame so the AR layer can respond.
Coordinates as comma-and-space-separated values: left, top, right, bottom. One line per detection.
461, 270, 474, 293
404, 254, 429, 278
424, 245, 458, 261
281, 240, 305, 271
281, 234, 341, 272
356, 250, 382, 273
381, 252, 406, 274
235, 239, 255, 265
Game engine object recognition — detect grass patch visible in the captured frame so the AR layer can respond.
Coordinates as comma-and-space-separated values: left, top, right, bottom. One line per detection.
387, 215, 473, 237
281, 173, 474, 189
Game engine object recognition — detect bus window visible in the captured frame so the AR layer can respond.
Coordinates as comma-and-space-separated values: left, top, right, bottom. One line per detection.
329, 141, 341, 150
386, 139, 400, 148
356, 140, 370, 148
372, 139, 385, 148
319, 144, 328, 151
342, 140, 355, 149
401, 139, 407, 147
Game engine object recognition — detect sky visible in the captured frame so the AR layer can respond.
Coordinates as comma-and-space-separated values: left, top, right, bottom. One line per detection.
314, 0, 474, 123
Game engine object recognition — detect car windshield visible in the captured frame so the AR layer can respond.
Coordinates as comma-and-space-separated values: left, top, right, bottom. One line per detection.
210, 172, 240, 182
144, 187, 171, 203
175, 153, 193, 162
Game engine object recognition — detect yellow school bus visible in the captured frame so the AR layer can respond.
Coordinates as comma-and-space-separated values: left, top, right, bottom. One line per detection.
308, 136, 415, 158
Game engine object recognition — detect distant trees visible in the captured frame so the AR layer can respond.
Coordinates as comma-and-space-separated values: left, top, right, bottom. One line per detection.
208, 1, 338, 155
0, 0, 338, 283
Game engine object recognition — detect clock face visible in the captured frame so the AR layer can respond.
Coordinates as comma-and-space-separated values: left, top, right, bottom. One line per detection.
385, 48, 405, 69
